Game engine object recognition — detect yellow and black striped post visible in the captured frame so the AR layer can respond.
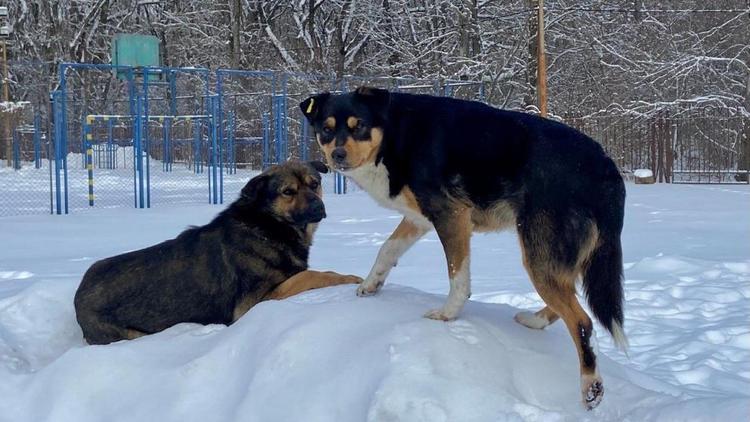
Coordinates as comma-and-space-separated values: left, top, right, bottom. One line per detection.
85, 115, 95, 206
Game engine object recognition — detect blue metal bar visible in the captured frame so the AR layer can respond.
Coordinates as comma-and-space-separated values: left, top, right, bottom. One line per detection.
52, 91, 63, 214
142, 74, 151, 208
193, 125, 201, 174
136, 95, 145, 209
162, 122, 169, 172
301, 116, 309, 161
168, 69, 177, 173
216, 69, 275, 78
58, 63, 69, 214
262, 112, 270, 169
33, 112, 42, 168
107, 118, 114, 169
218, 99, 224, 204
83, 118, 94, 206
210, 96, 219, 204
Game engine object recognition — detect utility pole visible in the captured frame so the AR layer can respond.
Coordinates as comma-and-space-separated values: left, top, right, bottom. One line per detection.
536, 0, 548, 117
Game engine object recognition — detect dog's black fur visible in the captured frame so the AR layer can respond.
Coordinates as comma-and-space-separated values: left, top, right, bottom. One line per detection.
301, 88, 626, 409
74, 161, 336, 345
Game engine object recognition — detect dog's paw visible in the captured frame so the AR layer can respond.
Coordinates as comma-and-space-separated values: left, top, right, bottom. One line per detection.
356, 279, 383, 297
581, 374, 604, 410
423, 308, 457, 321
514, 311, 550, 330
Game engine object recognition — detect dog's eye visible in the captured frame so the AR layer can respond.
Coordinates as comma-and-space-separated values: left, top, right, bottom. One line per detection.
282, 188, 297, 196
309, 181, 319, 190
322, 126, 333, 134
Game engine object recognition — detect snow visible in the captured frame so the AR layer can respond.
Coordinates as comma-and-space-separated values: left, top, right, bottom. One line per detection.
0, 182, 749, 421
0, 101, 31, 113
634, 169, 654, 178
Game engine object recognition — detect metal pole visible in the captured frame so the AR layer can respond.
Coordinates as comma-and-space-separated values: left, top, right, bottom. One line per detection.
537, 0, 548, 117
136, 95, 145, 208
210, 96, 219, 204
59, 64, 69, 214
52, 91, 62, 214
84, 116, 94, 206
34, 112, 41, 168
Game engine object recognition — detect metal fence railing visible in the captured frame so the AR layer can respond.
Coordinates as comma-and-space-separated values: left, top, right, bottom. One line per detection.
2, 64, 748, 217
562, 110, 749, 184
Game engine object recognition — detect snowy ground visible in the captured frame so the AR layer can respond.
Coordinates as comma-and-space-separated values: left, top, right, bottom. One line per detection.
0, 182, 748, 421
0, 154, 262, 217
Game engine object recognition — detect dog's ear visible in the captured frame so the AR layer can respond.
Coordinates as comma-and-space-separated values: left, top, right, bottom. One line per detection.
240, 174, 270, 203
300, 93, 330, 124
354, 86, 390, 112
308, 160, 329, 174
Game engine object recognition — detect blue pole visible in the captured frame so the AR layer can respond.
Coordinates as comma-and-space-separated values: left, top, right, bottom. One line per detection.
142, 72, 151, 208
193, 124, 200, 174
169, 70, 177, 173
50, 91, 62, 215
84, 118, 94, 206
226, 112, 233, 175
162, 121, 169, 172
301, 116, 309, 162
107, 118, 114, 169
216, 72, 225, 179
34, 112, 42, 168
281, 73, 288, 163
52, 91, 63, 214
136, 95, 145, 208
219, 105, 224, 204
59, 64, 69, 214
262, 112, 270, 169
210, 96, 219, 204
80, 116, 86, 169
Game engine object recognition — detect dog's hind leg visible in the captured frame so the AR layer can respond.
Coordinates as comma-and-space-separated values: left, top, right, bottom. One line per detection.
357, 217, 431, 296
518, 211, 604, 410
424, 206, 473, 321
77, 311, 130, 345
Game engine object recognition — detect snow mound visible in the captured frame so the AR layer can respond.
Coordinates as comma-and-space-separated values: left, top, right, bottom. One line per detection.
634, 169, 654, 178
1, 283, 747, 422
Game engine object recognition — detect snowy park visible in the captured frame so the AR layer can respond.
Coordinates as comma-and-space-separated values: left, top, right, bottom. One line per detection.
2, 1, 749, 421
0, 180, 748, 421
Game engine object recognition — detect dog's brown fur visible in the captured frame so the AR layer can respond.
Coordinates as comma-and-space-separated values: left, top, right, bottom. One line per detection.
74, 161, 361, 345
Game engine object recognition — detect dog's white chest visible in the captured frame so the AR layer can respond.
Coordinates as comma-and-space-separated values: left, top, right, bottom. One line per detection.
344, 164, 431, 227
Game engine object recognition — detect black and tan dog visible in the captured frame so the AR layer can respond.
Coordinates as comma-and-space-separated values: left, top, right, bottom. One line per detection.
300, 88, 627, 409
74, 161, 361, 345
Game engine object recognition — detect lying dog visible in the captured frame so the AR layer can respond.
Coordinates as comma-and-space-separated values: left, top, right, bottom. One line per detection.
300, 88, 627, 409
74, 161, 361, 345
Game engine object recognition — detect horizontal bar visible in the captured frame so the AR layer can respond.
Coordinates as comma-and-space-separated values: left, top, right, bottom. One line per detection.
85, 114, 210, 120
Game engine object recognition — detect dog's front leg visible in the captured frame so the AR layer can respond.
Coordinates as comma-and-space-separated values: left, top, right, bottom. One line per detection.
267, 270, 362, 301
357, 217, 431, 296
424, 206, 473, 321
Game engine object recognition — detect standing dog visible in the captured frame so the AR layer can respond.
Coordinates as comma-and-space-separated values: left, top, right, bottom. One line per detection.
300, 88, 627, 409
74, 161, 361, 345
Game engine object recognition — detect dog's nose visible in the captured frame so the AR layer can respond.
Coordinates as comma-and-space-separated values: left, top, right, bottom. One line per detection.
331, 147, 347, 163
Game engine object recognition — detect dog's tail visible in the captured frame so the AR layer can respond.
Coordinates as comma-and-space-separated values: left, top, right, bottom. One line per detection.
582, 228, 628, 352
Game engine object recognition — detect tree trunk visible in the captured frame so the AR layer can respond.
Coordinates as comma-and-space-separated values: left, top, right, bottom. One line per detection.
738, 73, 750, 181
230, 0, 241, 68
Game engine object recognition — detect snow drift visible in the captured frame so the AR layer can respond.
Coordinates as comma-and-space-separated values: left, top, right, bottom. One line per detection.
0, 281, 747, 422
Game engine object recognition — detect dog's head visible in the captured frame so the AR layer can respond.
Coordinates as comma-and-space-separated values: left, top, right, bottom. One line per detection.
300, 87, 390, 172
238, 161, 329, 225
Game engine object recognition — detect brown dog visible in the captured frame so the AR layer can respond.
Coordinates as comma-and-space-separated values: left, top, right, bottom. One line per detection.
74, 161, 361, 345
